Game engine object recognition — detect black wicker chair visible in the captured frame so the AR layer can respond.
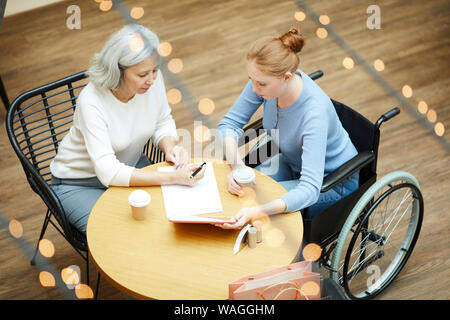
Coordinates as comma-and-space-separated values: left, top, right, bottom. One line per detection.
5, 71, 164, 296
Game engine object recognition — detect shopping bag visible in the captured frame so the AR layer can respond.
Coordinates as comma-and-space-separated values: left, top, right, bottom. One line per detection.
229, 261, 321, 300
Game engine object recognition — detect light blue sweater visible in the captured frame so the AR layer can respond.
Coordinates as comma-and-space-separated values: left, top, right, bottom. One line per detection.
218, 69, 358, 212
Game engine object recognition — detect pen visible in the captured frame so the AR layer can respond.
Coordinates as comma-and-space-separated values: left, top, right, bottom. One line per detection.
190, 162, 207, 179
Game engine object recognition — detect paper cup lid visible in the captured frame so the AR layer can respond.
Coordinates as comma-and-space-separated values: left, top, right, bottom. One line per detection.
128, 190, 151, 207
233, 166, 255, 184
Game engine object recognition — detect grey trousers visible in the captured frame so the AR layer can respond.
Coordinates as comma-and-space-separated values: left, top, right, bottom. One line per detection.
51, 154, 153, 234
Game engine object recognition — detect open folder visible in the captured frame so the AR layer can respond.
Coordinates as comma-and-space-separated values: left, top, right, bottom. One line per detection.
157, 162, 232, 223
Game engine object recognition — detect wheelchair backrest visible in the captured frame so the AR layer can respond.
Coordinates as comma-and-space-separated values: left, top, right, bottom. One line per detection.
331, 99, 375, 154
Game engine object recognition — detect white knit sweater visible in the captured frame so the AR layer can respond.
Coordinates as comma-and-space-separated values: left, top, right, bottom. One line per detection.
50, 70, 178, 187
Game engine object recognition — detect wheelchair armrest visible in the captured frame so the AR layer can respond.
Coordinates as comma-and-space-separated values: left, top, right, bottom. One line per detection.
321, 151, 375, 193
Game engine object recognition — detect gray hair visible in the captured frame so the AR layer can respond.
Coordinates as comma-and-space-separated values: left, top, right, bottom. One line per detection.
86, 24, 160, 90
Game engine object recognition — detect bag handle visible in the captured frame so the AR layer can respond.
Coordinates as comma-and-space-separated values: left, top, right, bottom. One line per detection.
256, 281, 309, 300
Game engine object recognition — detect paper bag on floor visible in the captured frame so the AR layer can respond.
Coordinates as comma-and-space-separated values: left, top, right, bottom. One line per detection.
229, 261, 321, 300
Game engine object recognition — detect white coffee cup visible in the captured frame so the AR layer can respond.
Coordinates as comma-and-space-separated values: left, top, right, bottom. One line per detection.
233, 166, 256, 188
128, 190, 151, 221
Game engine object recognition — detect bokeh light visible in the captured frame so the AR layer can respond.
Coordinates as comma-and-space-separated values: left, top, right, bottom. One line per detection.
166, 88, 182, 104
319, 15, 330, 25
302, 243, 322, 261
198, 98, 215, 115
39, 271, 55, 287
300, 281, 320, 297
427, 109, 437, 123
418, 101, 428, 114
434, 122, 445, 136
343, 57, 354, 69
316, 27, 328, 39
38, 239, 55, 258
266, 228, 285, 247
168, 58, 183, 74
8, 219, 23, 238
99, 0, 113, 12
194, 125, 211, 143
75, 284, 94, 299
402, 85, 413, 98
130, 7, 144, 19
129, 33, 144, 52
238, 186, 257, 206
251, 214, 271, 232
294, 11, 306, 21
157, 42, 172, 57
374, 59, 385, 71
61, 267, 80, 288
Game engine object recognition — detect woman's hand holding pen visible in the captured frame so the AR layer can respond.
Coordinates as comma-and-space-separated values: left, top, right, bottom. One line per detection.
171, 163, 206, 186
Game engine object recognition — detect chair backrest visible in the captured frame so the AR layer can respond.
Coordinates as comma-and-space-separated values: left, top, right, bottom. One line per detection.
7, 72, 89, 184
331, 99, 375, 154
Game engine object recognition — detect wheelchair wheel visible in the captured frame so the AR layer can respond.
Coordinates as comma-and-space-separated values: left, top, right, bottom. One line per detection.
330, 171, 424, 299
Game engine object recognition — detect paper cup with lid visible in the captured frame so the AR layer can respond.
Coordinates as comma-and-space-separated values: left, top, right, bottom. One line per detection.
128, 190, 151, 221
233, 166, 256, 189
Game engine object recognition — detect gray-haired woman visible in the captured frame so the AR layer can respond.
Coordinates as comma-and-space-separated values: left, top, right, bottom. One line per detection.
50, 24, 205, 234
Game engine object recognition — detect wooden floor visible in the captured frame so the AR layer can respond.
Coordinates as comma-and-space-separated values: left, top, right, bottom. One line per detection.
0, 0, 449, 300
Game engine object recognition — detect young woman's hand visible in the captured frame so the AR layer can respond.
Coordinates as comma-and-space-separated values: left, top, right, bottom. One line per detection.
166, 145, 189, 169
171, 163, 206, 186
227, 171, 244, 197
213, 207, 256, 229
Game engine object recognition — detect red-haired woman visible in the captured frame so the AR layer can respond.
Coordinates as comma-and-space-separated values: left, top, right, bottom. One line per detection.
217, 28, 358, 230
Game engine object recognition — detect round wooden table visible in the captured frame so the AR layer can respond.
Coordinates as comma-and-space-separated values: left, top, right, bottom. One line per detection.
86, 159, 303, 299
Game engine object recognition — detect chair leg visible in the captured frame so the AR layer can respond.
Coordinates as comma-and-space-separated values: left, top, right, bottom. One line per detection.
0, 74, 10, 111
86, 252, 90, 287
31, 209, 51, 265
95, 272, 101, 300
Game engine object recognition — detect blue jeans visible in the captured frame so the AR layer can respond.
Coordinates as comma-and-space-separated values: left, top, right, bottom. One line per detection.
254, 153, 359, 218
51, 154, 152, 234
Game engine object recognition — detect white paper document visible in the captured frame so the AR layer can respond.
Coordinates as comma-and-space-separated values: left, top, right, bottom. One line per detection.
157, 162, 228, 223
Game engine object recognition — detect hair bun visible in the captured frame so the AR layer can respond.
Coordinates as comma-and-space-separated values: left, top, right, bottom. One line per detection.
279, 27, 305, 54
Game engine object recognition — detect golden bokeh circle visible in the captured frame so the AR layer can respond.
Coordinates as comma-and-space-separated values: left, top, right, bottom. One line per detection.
427, 109, 437, 123
39, 271, 55, 287
166, 88, 182, 105
266, 228, 286, 247
168, 58, 183, 74
434, 122, 445, 136
129, 33, 144, 52
75, 284, 94, 299
198, 98, 215, 115
402, 85, 413, 98
343, 57, 354, 69
374, 59, 385, 71
418, 101, 428, 114
294, 11, 306, 21
99, 0, 113, 12
319, 15, 330, 25
302, 243, 322, 261
61, 267, 80, 287
238, 186, 257, 206
300, 281, 320, 297
39, 239, 55, 258
9, 219, 23, 238
157, 42, 172, 57
194, 125, 211, 143
130, 7, 144, 19
316, 27, 328, 39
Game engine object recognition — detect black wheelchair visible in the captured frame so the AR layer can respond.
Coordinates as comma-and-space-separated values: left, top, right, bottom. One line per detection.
239, 70, 424, 299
